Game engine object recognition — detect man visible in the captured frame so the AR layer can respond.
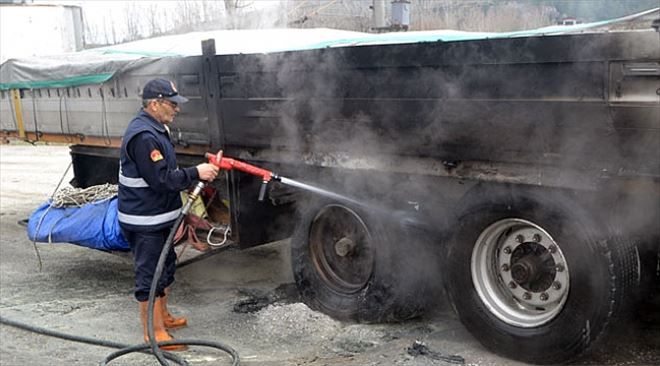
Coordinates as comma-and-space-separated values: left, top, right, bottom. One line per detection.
118, 78, 218, 351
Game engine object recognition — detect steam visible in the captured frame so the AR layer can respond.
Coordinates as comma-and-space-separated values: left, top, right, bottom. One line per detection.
231, 26, 660, 334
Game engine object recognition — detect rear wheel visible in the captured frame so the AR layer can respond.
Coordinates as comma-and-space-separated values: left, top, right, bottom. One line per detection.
445, 186, 638, 364
291, 200, 439, 322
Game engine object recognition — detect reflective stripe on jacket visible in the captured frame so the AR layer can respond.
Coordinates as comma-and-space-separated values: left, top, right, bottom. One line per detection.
118, 110, 197, 232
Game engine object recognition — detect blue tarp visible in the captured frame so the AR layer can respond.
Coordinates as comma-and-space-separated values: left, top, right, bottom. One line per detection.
27, 196, 130, 252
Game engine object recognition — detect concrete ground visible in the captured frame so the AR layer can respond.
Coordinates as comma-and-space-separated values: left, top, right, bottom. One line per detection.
1, 144, 658, 366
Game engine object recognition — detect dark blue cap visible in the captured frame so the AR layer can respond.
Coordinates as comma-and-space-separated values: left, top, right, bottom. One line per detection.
142, 78, 188, 104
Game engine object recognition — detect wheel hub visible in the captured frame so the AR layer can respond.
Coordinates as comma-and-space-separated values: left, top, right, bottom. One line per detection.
509, 242, 556, 292
511, 256, 540, 285
334, 237, 356, 257
309, 205, 374, 294
472, 219, 571, 327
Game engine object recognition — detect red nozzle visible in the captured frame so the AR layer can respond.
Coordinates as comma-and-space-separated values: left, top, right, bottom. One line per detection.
205, 150, 274, 182
204, 151, 222, 166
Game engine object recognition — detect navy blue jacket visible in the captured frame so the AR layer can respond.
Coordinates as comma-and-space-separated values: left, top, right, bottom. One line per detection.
118, 110, 198, 232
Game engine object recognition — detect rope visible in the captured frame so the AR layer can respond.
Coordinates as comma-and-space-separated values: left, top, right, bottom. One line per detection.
207, 225, 231, 247
59, 91, 74, 143
31, 161, 73, 271
198, 188, 234, 247
30, 90, 40, 142
50, 184, 118, 208
8, 89, 18, 132
100, 86, 112, 145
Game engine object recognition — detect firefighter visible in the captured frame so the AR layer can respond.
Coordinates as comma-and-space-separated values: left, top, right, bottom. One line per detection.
118, 78, 219, 351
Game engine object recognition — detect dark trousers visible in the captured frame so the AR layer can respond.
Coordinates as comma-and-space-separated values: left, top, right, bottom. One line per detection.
122, 228, 177, 302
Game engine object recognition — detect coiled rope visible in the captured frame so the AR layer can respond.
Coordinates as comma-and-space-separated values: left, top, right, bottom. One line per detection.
50, 183, 118, 208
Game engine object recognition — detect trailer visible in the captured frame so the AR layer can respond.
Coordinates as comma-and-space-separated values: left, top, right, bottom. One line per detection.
1, 14, 659, 364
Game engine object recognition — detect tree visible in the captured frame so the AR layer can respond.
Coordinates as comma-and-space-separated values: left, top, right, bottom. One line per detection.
124, 3, 141, 42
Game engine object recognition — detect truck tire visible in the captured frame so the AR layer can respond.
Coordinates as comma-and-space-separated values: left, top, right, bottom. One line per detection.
444, 185, 638, 364
291, 200, 439, 323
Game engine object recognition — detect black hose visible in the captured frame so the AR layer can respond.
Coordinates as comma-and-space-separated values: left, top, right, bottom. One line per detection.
0, 315, 186, 365
101, 340, 240, 366
146, 213, 187, 365
104, 183, 240, 366
1, 181, 240, 365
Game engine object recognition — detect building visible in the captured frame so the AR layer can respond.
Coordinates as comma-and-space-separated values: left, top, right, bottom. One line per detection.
0, 1, 83, 63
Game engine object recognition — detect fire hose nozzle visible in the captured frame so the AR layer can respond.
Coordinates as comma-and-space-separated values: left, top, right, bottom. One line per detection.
205, 150, 279, 201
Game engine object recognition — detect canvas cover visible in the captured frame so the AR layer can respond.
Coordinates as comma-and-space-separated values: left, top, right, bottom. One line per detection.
1, 7, 656, 90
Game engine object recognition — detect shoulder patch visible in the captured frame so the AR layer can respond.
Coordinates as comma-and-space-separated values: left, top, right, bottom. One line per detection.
150, 149, 164, 162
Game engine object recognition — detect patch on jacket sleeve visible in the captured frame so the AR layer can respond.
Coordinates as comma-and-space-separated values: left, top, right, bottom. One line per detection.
150, 149, 164, 162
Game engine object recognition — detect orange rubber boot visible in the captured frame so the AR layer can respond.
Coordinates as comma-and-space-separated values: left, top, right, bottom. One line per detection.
139, 299, 187, 351
162, 292, 188, 329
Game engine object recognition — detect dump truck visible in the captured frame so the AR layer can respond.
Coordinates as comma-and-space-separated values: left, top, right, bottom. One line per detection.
1, 16, 659, 364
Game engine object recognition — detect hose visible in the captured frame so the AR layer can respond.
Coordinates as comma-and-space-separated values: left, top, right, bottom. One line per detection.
1, 180, 240, 366
145, 213, 187, 364
0, 315, 186, 365
103, 181, 240, 366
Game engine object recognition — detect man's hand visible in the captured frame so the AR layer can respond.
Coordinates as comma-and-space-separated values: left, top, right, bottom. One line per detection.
196, 163, 219, 181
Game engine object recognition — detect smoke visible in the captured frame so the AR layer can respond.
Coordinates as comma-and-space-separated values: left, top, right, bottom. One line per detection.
235, 23, 659, 337
209, 10, 660, 359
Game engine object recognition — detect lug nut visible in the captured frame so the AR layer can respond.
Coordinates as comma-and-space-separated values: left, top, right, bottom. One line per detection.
501, 264, 510, 272
540, 292, 549, 301
503, 246, 512, 254
552, 281, 562, 290
515, 235, 524, 243
556, 263, 565, 272
533, 234, 541, 242
548, 244, 557, 254
508, 281, 517, 289
522, 292, 532, 300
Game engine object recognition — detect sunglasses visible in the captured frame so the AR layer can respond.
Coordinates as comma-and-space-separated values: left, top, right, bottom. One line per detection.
159, 99, 178, 109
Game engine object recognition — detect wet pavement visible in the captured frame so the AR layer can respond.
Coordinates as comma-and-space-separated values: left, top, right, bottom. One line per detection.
1, 144, 658, 366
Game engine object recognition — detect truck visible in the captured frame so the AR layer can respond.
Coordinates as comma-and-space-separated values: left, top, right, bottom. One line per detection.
1, 16, 659, 364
